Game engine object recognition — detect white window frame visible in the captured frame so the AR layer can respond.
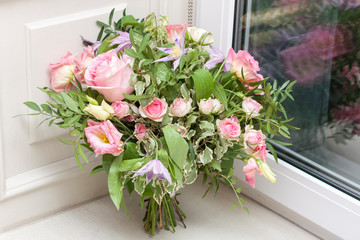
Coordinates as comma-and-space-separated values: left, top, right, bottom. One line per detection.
195, 1, 360, 239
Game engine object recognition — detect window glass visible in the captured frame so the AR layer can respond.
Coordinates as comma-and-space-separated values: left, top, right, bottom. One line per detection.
234, 0, 360, 198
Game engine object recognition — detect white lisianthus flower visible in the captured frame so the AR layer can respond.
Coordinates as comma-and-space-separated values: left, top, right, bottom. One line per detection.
187, 27, 214, 45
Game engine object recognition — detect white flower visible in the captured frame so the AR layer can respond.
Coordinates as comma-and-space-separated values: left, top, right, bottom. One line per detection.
187, 27, 214, 45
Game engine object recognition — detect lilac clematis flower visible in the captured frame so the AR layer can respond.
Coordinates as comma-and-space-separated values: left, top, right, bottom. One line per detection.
154, 30, 188, 70
204, 45, 230, 72
132, 159, 172, 184
109, 32, 132, 53
81, 36, 102, 55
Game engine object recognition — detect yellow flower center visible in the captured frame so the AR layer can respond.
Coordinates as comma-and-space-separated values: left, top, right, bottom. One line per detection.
170, 46, 182, 58
97, 133, 109, 143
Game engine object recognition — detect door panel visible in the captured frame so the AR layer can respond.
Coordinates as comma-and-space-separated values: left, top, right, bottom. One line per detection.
0, 0, 187, 232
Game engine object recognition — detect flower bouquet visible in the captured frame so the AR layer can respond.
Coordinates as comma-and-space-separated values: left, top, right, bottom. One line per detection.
24, 9, 295, 234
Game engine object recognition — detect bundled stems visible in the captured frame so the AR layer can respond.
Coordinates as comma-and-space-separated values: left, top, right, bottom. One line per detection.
143, 194, 187, 235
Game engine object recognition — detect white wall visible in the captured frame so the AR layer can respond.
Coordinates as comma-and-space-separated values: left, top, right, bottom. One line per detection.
0, 0, 187, 232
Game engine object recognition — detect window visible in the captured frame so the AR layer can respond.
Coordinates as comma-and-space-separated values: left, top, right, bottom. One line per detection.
233, 0, 360, 200
195, 0, 360, 239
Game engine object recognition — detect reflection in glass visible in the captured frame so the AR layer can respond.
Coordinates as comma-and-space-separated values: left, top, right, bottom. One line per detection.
235, 0, 360, 197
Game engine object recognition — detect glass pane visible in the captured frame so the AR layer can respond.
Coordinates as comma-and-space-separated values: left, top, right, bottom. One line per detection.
234, 0, 360, 198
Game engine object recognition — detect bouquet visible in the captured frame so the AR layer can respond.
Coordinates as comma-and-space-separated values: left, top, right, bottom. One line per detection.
24, 9, 295, 234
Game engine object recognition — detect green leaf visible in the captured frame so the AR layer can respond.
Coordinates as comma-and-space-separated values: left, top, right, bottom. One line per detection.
135, 81, 145, 95
162, 125, 189, 169
199, 146, 213, 165
40, 104, 52, 114
138, 33, 151, 54
97, 35, 116, 55
69, 129, 81, 136
155, 63, 170, 83
157, 149, 169, 168
77, 142, 88, 163
96, 20, 110, 28
24, 101, 41, 112
119, 157, 149, 172
124, 48, 138, 58
102, 154, 115, 175
74, 144, 83, 172
121, 15, 138, 27
123, 142, 140, 160
58, 138, 75, 145
192, 69, 214, 102
123, 93, 151, 101
60, 92, 79, 113
108, 8, 115, 25
108, 154, 124, 210
90, 165, 104, 176
210, 161, 221, 171
212, 82, 228, 109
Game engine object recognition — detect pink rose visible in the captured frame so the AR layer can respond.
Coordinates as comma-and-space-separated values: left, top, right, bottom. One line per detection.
77, 46, 95, 83
216, 116, 241, 141
84, 50, 134, 102
134, 123, 148, 141
227, 48, 263, 84
243, 125, 266, 149
252, 144, 268, 162
169, 98, 192, 117
84, 119, 124, 157
199, 98, 224, 115
49, 52, 78, 92
243, 158, 260, 188
111, 101, 130, 119
139, 98, 168, 122
242, 97, 262, 117
165, 23, 188, 42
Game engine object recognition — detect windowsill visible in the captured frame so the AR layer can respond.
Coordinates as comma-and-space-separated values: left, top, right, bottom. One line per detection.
0, 178, 318, 240
234, 155, 360, 240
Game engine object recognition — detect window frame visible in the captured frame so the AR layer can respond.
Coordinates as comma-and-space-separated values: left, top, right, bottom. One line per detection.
195, 0, 360, 239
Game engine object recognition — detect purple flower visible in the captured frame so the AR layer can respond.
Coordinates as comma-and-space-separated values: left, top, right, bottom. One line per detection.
81, 36, 102, 55
154, 30, 188, 70
109, 32, 132, 53
204, 45, 230, 72
132, 159, 172, 184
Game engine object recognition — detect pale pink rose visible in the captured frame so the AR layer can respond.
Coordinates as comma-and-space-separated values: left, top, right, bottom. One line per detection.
243, 125, 266, 149
134, 123, 148, 141
199, 98, 224, 115
122, 53, 135, 68
216, 116, 241, 141
77, 46, 95, 83
242, 97, 263, 117
84, 119, 124, 157
49, 52, 78, 92
199, 98, 213, 115
121, 104, 139, 122
227, 48, 263, 84
111, 101, 130, 119
169, 98, 192, 117
243, 158, 260, 188
252, 144, 268, 162
84, 50, 134, 102
139, 98, 168, 122
165, 23, 188, 42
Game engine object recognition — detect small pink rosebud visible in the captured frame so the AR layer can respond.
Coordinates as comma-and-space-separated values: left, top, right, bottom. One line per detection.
169, 98, 192, 117
242, 97, 262, 117
134, 123, 148, 141
216, 116, 241, 141
139, 98, 168, 122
